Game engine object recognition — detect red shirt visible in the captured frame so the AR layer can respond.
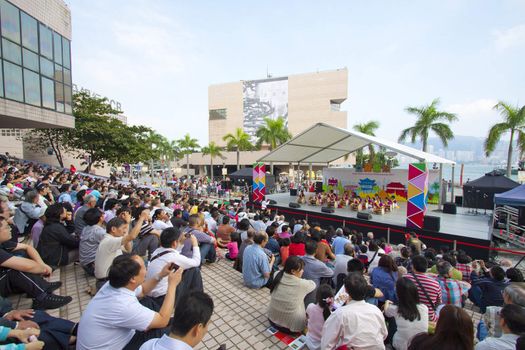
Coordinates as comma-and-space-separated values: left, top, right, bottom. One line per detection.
289, 243, 306, 256
280, 246, 289, 266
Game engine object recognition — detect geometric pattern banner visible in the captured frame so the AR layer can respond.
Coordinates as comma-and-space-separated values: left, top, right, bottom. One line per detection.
252, 162, 266, 202
406, 163, 429, 229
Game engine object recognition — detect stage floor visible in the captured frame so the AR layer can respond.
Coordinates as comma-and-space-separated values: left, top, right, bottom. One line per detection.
266, 193, 492, 241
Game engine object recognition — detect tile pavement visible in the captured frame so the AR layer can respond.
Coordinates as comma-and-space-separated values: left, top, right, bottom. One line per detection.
8, 255, 484, 350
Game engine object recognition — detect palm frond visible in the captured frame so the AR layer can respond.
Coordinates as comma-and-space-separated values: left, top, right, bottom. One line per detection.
484, 122, 510, 156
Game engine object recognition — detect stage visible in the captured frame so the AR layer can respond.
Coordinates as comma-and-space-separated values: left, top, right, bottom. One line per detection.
266, 192, 493, 259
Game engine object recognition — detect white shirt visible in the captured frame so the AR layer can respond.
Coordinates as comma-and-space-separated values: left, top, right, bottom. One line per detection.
366, 248, 385, 273
475, 333, 520, 350
140, 334, 193, 350
384, 303, 429, 350
152, 220, 173, 231
94, 235, 124, 279
321, 300, 387, 350
77, 283, 155, 350
146, 246, 201, 298
205, 217, 217, 234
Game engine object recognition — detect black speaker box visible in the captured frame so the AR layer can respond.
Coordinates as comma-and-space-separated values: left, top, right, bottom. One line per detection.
289, 202, 301, 208
423, 215, 441, 232
443, 202, 457, 214
315, 182, 323, 194
290, 189, 298, 196
321, 207, 334, 213
519, 207, 525, 226
454, 195, 463, 207
357, 212, 372, 220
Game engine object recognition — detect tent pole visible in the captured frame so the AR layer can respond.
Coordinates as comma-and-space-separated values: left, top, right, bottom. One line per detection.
451, 164, 455, 204
438, 163, 443, 211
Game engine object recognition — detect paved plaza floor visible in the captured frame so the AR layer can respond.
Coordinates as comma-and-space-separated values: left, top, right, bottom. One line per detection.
8, 253, 483, 350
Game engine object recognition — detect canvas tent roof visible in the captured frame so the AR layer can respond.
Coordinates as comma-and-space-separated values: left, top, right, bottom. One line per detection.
494, 184, 525, 206
229, 167, 254, 177
463, 170, 520, 191
257, 123, 456, 164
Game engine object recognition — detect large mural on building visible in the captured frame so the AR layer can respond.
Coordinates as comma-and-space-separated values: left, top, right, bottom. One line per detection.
243, 77, 288, 143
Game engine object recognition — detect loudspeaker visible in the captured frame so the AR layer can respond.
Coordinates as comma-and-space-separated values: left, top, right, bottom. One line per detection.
315, 182, 323, 194
443, 202, 457, 214
519, 207, 525, 226
290, 189, 298, 196
357, 212, 372, 220
289, 202, 301, 208
268, 199, 277, 205
321, 207, 335, 213
423, 215, 441, 232
454, 195, 463, 207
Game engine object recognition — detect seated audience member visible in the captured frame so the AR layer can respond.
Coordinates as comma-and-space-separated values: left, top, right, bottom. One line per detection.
333, 243, 354, 285
505, 267, 524, 283
170, 209, 187, 229
408, 305, 474, 350
151, 209, 172, 231
146, 227, 201, 303
0, 326, 43, 349
264, 226, 280, 256
181, 215, 216, 264
429, 254, 463, 280
321, 273, 388, 349
139, 292, 214, 350
215, 216, 235, 248
13, 190, 42, 238
435, 260, 471, 307
331, 229, 350, 255
234, 230, 254, 272
305, 285, 334, 350
343, 259, 384, 300
395, 247, 412, 271
74, 194, 97, 236
482, 283, 525, 338
77, 254, 183, 350
278, 225, 292, 240
267, 256, 316, 334
242, 231, 275, 289
30, 218, 45, 249
366, 240, 385, 273
37, 204, 79, 268
94, 215, 144, 290
404, 255, 442, 322
279, 238, 290, 267
384, 278, 428, 350
475, 304, 525, 350
311, 230, 335, 263
237, 218, 252, 242
289, 232, 306, 256
455, 252, 473, 282
103, 198, 120, 223
79, 208, 107, 276
469, 262, 509, 313
406, 232, 425, 255
302, 240, 335, 306
371, 255, 399, 303
132, 207, 161, 261
0, 215, 71, 310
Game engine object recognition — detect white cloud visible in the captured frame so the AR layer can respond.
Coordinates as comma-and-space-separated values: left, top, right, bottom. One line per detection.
493, 24, 525, 50
446, 99, 501, 137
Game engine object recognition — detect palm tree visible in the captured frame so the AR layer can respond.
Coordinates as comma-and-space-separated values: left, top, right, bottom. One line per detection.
352, 121, 380, 165
178, 133, 200, 177
484, 101, 525, 177
398, 98, 458, 152
256, 116, 292, 173
145, 131, 164, 180
223, 128, 253, 170
202, 142, 224, 181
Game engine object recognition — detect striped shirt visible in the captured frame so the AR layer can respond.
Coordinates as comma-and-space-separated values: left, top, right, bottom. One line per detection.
456, 263, 473, 282
435, 276, 470, 307
405, 273, 442, 321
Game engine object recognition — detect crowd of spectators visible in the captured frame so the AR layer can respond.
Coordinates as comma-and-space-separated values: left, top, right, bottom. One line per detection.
0, 155, 525, 349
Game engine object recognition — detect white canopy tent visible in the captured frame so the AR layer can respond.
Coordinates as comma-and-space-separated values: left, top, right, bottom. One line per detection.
257, 123, 456, 208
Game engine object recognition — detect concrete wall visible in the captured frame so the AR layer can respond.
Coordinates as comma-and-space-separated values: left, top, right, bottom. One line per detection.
208, 82, 243, 148
10, 0, 72, 39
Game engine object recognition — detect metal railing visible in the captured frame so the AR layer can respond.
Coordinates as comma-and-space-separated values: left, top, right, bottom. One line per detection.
492, 206, 525, 248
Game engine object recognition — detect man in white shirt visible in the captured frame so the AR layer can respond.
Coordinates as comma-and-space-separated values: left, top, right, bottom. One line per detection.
475, 303, 525, 350
146, 227, 201, 302
77, 254, 183, 350
321, 273, 387, 350
94, 210, 146, 288
140, 291, 214, 350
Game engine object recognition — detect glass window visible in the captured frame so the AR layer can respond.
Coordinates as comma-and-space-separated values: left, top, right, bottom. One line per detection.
23, 68, 40, 106
40, 56, 53, 77
2, 38, 21, 64
53, 32, 62, 65
63, 68, 71, 86
0, 0, 20, 43
62, 38, 70, 69
39, 24, 53, 59
41, 77, 54, 109
55, 81, 64, 112
0, 60, 3, 97
54, 63, 62, 82
3, 61, 23, 101
22, 48, 38, 71
64, 85, 72, 114
21, 12, 38, 52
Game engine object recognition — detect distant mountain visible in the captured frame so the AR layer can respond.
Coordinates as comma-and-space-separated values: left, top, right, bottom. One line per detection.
402, 135, 512, 157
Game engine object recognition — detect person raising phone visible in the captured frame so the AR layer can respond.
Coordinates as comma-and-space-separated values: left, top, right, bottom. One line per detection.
145, 227, 201, 305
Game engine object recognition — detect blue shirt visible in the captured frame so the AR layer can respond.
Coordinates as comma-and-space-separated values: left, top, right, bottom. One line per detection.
266, 238, 280, 255
242, 244, 270, 288
332, 236, 351, 255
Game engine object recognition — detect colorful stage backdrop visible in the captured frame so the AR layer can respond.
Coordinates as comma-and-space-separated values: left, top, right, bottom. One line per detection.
406, 163, 429, 229
252, 163, 266, 202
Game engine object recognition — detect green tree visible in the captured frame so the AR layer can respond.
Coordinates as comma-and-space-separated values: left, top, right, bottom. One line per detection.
201, 142, 224, 180
398, 98, 458, 152
22, 129, 72, 167
178, 133, 200, 177
255, 117, 292, 150
352, 121, 380, 166
223, 128, 253, 170
484, 101, 525, 177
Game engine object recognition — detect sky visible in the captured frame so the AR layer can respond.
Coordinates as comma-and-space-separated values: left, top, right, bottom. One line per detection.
67, 0, 525, 146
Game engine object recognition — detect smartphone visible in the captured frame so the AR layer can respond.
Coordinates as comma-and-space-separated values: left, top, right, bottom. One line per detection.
169, 263, 179, 271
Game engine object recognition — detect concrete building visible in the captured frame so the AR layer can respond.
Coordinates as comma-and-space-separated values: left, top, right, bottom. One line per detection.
201, 68, 349, 175
0, 0, 73, 158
